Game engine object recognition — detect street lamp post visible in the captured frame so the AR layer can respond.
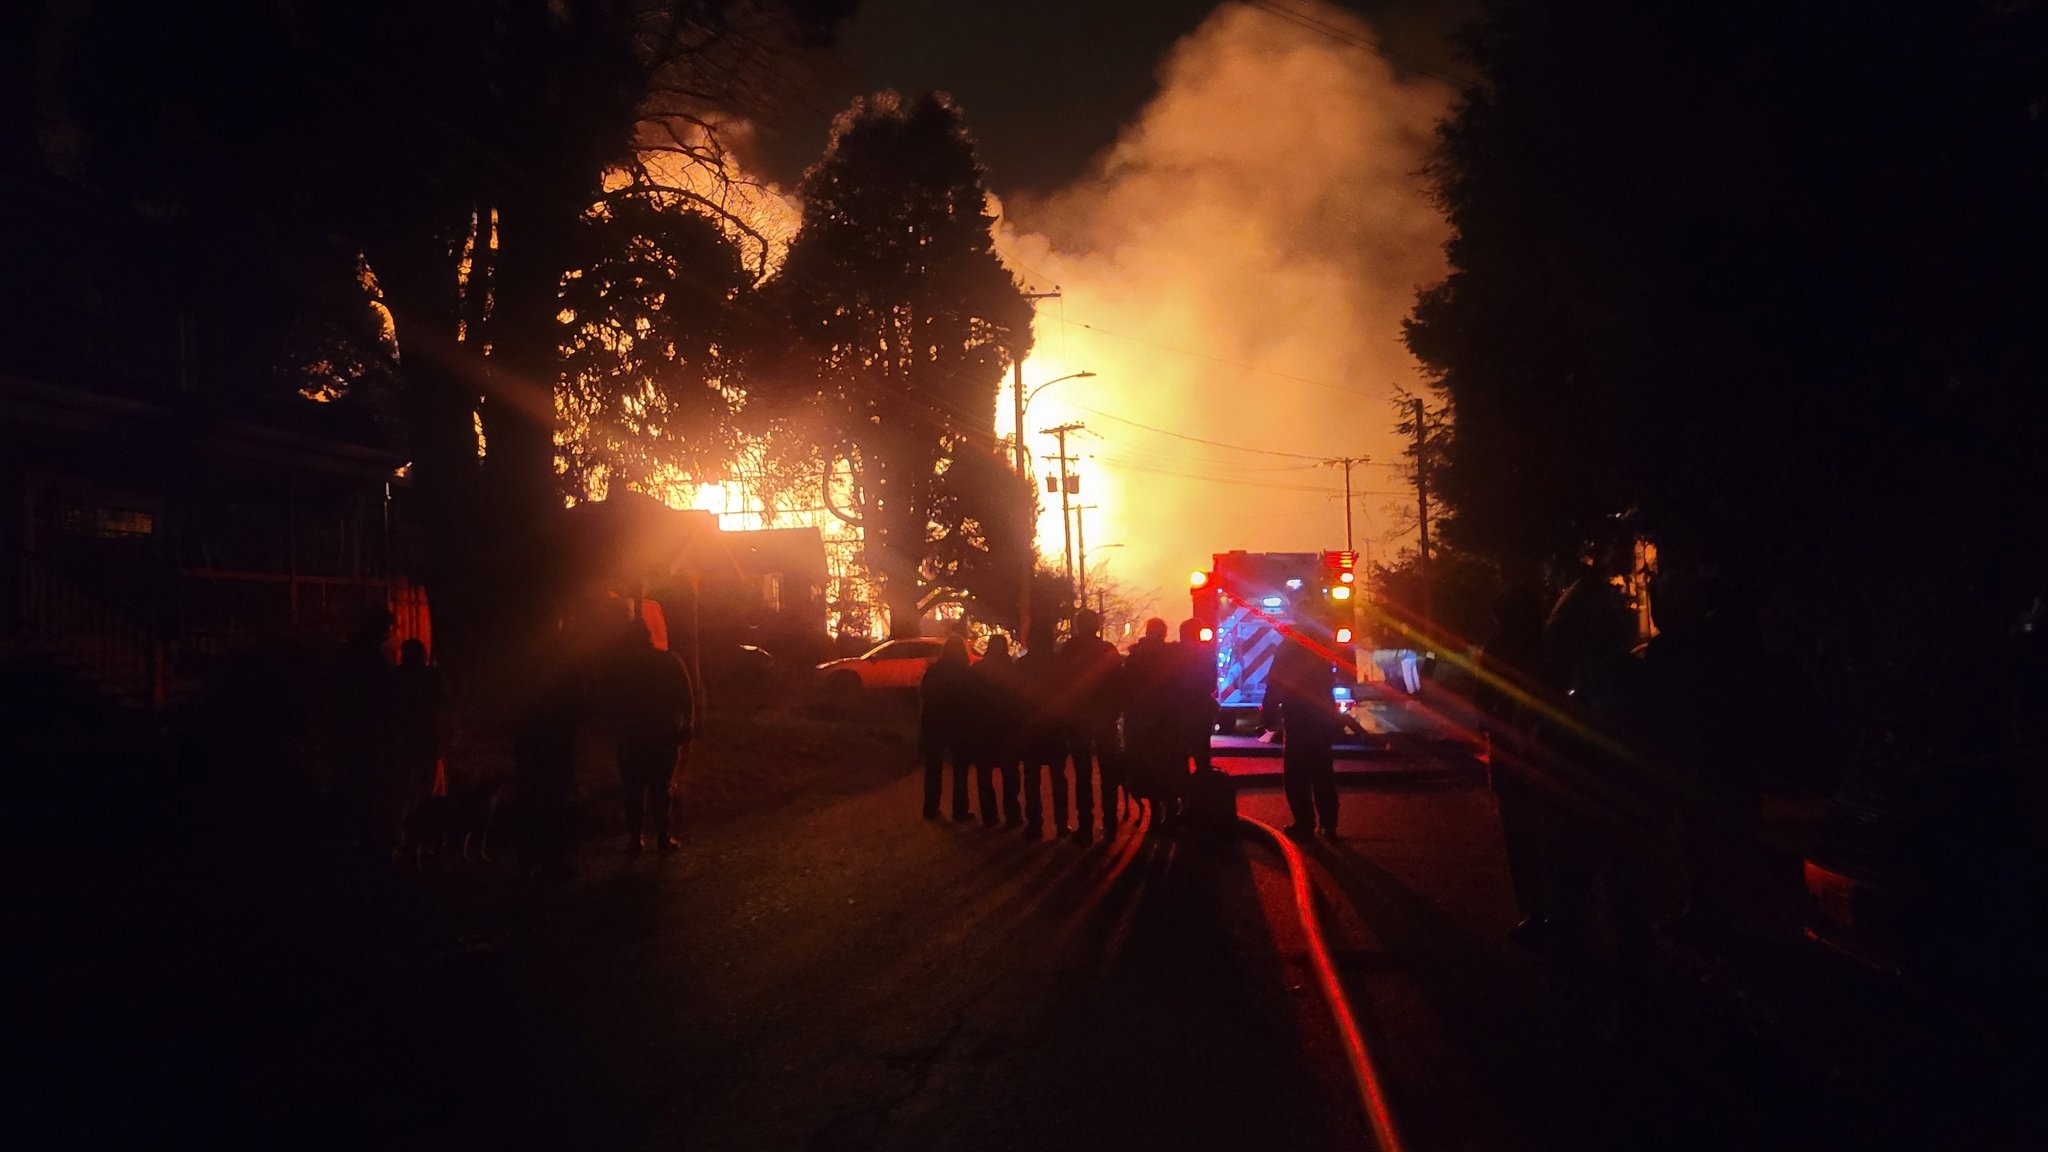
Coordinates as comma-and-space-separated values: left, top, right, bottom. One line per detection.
1010, 368, 1096, 635
1092, 542, 1125, 621
1012, 369, 1095, 476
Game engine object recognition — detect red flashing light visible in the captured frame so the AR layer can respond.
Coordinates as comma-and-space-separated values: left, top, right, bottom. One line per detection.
1190, 570, 1210, 588
1339, 571, 1355, 584
1198, 627, 1214, 642
1336, 627, 1354, 643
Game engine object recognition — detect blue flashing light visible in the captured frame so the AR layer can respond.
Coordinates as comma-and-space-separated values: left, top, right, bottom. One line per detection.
1261, 596, 1285, 608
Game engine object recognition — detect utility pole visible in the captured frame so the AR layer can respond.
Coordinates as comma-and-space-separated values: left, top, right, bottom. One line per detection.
1073, 503, 1097, 607
1322, 455, 1368, 553
1042, 422, 1085, 600
1413, 397, 1434, 635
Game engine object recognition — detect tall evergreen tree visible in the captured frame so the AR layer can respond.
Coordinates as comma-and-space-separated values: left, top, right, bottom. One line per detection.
1407, 0, 2048, 767
772, 92, 1034, 636
556, 190, 760, 501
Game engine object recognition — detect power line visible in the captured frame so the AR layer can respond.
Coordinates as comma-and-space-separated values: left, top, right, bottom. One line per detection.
1058, 317, 1378, 400
1069, 401, 1331, 460
1092, 454, 1345, 494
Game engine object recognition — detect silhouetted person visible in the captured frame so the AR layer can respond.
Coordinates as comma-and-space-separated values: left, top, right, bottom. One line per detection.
919, 635, 975, 821
335, 609, 394, 849
606, 618, 695, 855
1477, 578, 1558, 946
1541, 550, 1654, 981
1055, 609, 1124, 846
968, 634, 1024, 828
1014, 623, 1067, 839
1639, 564, 1764, 944
514, 627, 584, 879
387, 638, 443, 859
1175, 618, 1217, 775
1261, 614, 1358, 836
1121, 617, 1182, 832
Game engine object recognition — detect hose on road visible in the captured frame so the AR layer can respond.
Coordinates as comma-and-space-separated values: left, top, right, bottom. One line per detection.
1239, 815, 1409, 1152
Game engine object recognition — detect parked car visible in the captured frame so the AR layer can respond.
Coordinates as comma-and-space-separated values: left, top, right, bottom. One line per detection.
1802, 757, 2041, 1001
700, 644, 778, 707
814, 637, 959, 700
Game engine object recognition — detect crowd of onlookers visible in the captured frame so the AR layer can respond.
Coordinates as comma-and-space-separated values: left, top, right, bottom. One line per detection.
914, 607, 1362, 842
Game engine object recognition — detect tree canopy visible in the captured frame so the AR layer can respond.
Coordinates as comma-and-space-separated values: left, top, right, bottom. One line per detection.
556, 189, 762, 501
1407, 0, 2048, 766
770, 92, 1034, 636
10, 0, 857, 668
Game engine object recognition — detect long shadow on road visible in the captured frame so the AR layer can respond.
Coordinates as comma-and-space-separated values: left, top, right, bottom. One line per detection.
873, 826, 1371, 1152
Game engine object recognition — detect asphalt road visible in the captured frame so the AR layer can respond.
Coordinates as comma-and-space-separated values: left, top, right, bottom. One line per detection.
20, 715, 2012, 1151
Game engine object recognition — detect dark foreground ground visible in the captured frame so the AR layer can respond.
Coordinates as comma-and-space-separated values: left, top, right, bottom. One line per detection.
10, 703, 2044, 1150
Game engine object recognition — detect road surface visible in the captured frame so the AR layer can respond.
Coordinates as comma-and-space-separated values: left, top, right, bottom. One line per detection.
18, 712, 2008, 1150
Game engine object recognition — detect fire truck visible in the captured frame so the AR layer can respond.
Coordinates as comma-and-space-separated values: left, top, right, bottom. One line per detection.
1189, 550, 1360, 730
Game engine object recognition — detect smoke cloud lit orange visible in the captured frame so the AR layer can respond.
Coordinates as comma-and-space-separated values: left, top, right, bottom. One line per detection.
997, 1, 1451, 615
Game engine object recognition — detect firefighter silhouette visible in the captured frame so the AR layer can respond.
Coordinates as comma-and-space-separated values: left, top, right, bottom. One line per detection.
1015, 623, 1069, 838
1260, 601, 1359, 836
1055, 609, 1124, 846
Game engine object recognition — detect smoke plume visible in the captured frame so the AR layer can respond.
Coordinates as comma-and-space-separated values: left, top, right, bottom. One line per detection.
997, 1, 1452, 615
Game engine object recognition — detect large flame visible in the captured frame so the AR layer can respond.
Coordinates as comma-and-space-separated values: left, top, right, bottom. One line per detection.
592, 1, 1452, 632
998, 1, 1452, 615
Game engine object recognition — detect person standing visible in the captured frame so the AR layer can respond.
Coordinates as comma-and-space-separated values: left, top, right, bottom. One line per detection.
334, 609, 394, 850
1260, 614, 1357, 836
607, 617, 695, 855
1054, 609, 1124, 846
968, 634, 1024, 828
1176, 619, 1217, 776
1014, 623, 1068, 839
920, 635, 976, 821
1540, 550, 1655, 980
514, 626, 585, 879
1475, 579, 1560, 947
1120, 618, 1182, 832
387, 638, 443, 860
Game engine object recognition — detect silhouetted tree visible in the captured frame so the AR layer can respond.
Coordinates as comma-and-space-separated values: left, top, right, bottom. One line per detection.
12, 0, 855, 673
1407, 0, 2048, 767
771, 92, 1034, 637
1370, 545, 1501, 653
556, 189, 762, 500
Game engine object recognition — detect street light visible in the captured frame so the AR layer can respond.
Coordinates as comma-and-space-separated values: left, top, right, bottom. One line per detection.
1012, 370, 1095, 475
1089, 542, 1125, 621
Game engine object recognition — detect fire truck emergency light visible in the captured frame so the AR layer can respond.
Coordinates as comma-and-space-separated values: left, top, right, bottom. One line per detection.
1339, 571, 1355, 584
1199, 627, 1214, 642
1190, 570, 1209, 588
1331, 585, 1352, 600
1336, 627, 1354, 643
1261, 596, 1284, 608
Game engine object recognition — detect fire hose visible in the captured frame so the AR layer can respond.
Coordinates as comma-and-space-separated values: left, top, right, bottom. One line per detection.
1239, 815, 1410, 1152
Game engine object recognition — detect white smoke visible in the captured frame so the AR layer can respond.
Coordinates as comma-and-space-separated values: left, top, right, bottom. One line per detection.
997, 1, 1452, 615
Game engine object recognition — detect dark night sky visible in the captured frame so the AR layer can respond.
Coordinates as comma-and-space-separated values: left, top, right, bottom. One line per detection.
754, 0, 1478, 193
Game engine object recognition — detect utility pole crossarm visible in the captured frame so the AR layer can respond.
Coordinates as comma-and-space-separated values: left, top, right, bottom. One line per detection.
1322, 455, 1369, 554
1041, 421, 1086, 603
